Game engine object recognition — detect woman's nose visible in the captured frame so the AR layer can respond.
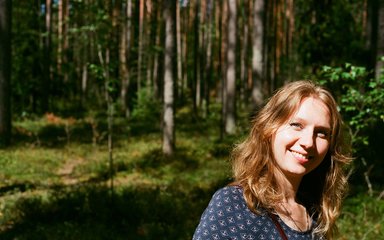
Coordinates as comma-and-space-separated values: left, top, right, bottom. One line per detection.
299, 130, 314, 148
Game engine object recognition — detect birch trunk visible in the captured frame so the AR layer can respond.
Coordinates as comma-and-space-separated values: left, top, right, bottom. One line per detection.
225, 0, 237, 135
163, 0, 175, 155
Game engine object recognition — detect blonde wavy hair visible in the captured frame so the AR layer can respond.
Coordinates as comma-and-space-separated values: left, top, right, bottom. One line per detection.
231, 80, 351, 239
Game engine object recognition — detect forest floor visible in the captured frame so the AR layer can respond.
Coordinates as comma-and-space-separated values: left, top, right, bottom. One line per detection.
0, 111, 383, 239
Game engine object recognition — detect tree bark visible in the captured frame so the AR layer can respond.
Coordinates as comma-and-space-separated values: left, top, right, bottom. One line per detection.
240, 0, 249, 110
219, 0, 228, 139
176, 0, 182, 100
163, 0, 175, 155
204, 0, 213, 117
152, 3, 162, 99
41, 0, 52, 112
0, 0, 12, 146
58, 0, 63, 77
225, 0, 237, 135
120, 0, 132, 118
138, 0, 145, 92
251, 0, 265, 109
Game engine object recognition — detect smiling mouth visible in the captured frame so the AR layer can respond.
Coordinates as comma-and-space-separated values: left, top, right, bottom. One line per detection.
290, 150, 312, 162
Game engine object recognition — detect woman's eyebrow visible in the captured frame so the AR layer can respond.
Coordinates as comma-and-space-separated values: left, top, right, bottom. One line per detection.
290, 116, 331, 129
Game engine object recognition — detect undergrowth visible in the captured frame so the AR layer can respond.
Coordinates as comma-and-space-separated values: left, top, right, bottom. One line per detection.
0, 107, 383, 239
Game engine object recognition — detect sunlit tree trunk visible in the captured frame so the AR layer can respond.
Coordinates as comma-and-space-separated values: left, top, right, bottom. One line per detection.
197, 0, 206, 110
0, 0, 12, 146
251, 0, 265, 109
225, 0, 237, 135
163, 0, 175, 155
138, 0, 144, 92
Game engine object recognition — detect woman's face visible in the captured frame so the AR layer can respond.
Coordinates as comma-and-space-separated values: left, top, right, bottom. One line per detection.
272, 97, 331, 178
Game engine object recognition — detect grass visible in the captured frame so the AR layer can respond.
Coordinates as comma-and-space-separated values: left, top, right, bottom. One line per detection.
0, 109, 383, 239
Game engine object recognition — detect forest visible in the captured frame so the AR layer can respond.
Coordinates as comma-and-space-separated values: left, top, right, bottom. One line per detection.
0, 0, 384, 239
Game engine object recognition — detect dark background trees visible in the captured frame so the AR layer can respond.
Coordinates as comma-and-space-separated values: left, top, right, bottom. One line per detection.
6, 0, 383, 125
0, 0, 12, 147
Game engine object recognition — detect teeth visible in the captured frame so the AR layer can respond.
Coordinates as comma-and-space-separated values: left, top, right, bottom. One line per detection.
291, 150, 308, 159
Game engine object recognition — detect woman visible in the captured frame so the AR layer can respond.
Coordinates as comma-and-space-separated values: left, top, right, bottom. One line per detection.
193, 80, 351, 240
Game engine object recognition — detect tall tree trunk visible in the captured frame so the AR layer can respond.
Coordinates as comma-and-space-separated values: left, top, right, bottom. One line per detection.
138, 0, 144, 92
58, 0, 69, 82
121, 0, 132, 118
0, 0, 12, 146
251, 0, 265, 110
163, 0, 175, 155
197, 0, 206, 110
220, 0, 228, 139
42, 0, 52, 112
204, 0, 213, 117
145, 0, 153, 94
152, 2, 162, 99
225, 0, 237, 135
180, 5, 188, 103
193, 0, 200, 114
240, 0, 249, 110
176, 0, 182, 100
58, 0, 64, 78
63, 0, 69, 83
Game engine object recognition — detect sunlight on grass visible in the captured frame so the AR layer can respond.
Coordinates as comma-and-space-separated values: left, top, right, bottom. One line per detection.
0, 148, 62, 184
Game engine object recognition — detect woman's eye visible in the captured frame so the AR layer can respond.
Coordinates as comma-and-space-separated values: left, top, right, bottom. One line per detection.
289, 122, 302, 129
316, 131, 329, 139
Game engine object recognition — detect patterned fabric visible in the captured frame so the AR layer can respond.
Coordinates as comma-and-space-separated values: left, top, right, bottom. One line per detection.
193, 186, 323, 240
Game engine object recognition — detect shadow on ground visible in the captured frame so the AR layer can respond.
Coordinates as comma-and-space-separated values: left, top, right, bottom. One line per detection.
0, 176, 229, 240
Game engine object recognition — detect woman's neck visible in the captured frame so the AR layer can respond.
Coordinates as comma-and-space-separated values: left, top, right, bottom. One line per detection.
274, 170, 302, 203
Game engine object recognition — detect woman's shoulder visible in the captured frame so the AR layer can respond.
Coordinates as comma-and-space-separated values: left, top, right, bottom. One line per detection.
212, 185, 244, 200
206, 185, 254, 215
193, 186, 273, 240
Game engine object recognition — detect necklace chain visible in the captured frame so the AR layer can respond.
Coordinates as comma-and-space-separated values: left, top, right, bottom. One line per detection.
280, 204, 310, 232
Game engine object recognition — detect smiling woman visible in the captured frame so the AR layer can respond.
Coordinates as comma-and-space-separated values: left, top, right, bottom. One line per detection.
192, 80, 352, 240
273, 97, 331, 177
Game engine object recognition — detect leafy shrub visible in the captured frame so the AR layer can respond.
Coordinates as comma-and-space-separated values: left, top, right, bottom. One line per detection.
130, 88, 162, 134
338, 193, 384, 240
316, 62, 384, 191
318, 63, 384, 151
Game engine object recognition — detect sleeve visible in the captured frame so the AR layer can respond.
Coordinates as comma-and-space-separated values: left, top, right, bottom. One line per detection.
192, 186, 241, 240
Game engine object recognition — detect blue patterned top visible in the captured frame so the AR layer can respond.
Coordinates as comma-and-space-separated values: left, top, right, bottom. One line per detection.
193, 186, 324, 240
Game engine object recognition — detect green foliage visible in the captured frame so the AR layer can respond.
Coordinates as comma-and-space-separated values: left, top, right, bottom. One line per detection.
130, 89, 162, 134
316, 62, 384, 192
338, 194, 384, 240
317, 63, 384, 154
295, 0, 366, 67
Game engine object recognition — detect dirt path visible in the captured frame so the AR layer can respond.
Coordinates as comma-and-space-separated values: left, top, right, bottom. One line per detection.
57, 157, 85, 185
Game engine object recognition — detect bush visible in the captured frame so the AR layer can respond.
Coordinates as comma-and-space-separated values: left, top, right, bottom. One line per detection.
316, 62, 384, 192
